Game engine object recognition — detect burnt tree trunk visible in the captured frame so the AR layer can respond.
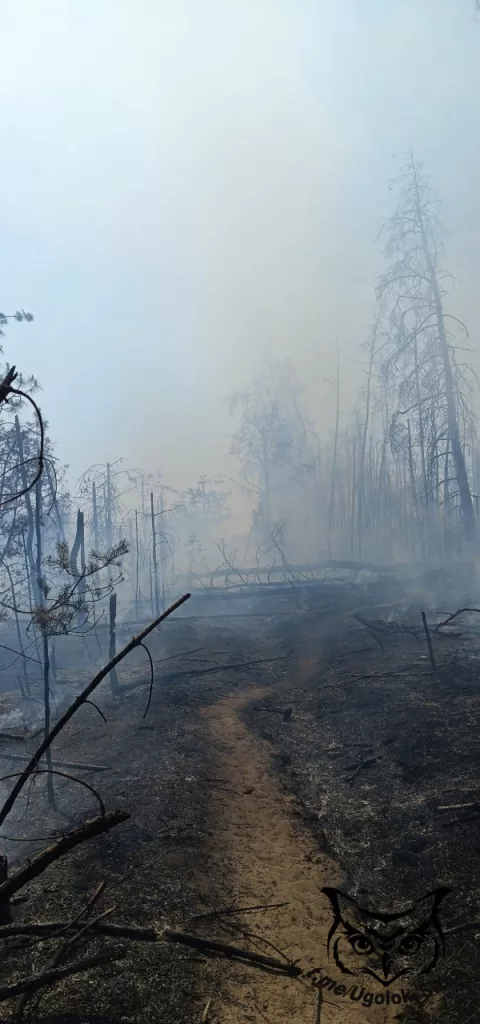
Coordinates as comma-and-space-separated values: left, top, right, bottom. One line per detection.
108, 593, 120, 695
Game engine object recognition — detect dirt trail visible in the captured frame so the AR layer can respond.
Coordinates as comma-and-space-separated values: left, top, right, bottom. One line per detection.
201, 686, 398, 1024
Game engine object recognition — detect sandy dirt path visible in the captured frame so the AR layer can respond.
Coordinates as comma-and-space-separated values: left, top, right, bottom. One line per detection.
200, 685, 399, 1024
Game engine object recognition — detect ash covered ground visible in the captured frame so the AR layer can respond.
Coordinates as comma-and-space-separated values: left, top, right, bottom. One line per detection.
0, 574, 478, 1022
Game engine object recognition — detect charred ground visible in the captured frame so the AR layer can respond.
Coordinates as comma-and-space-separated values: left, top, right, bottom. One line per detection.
0, 575, 478, 1022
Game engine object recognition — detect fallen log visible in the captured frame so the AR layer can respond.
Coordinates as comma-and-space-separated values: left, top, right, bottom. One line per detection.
0, 752, 109, 772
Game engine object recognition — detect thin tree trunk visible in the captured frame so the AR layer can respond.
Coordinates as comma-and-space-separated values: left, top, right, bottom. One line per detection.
329, 352, 340, 538
105, 464, 113, 549
262, 437, 271, 545
92, 482, 99, 550
444, 438, 451, 558
35, 477, 55, 809
150, 492, 160, 616
108, 594, 120, 695
159, 490, 166, 610
414, 335, 429, 508
149, 555, 154, 616
407, 419, 423, 557
15, 416, 40, 605
45, 461, 66, 544
350, 439, 357, 558
70, 510, 86, 628
5, 563, 29, 696
135, 510, 140, 620
21, 527, 41, 676
357, 322, 379, 558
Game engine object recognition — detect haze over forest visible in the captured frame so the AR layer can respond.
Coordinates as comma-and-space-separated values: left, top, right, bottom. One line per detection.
0, 0, 479, 543
1, 9, 480, 1020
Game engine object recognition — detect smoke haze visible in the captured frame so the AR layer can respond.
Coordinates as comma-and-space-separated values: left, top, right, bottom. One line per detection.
0, 0, 478, 498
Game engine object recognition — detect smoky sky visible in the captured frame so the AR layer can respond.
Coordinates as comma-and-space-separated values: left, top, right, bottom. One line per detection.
0, 0, 478, 491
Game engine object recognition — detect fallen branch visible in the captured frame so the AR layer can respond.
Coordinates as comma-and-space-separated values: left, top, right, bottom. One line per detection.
52, 905, 116, 968
121, 654, 290, 694
13, 885, 111, 1020
352, 614, 385, 652
0, 920, 303, 977
0, 919, 159, 942
434, 608, 480, 632
0, 593, 191, 827
163, 927, 301, 976
0, 753, 109, 772
0, 810, 129, 901
214, 915, 293, 969
0, 951, 127, 1003
53, 880, 107, 941
191, 558, 393, 581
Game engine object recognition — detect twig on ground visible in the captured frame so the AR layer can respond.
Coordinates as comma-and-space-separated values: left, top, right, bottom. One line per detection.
163, 927, 302, 976
437, 802, 480, 812
444, 921, 480, 937
214, 915, 293, 968
346, 757, 379, 785
60, 880, 107, 937
201, 997, 213, 1022
51, 905, 116, 968
192, 902, 289, 922
13, 885, 111, 1021
0, 951, 127, 1002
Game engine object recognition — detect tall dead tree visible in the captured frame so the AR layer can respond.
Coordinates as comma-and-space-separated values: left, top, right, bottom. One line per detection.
376, 152, 477, 553
34, 476, 55, 808
228, 380, 292, 546
150, 491, 161, 616
328, 352, 340, 541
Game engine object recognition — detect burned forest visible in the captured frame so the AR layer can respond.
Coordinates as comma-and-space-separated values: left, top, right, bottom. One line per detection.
1, 3, 480, 1022
0, 152, 479, 1024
